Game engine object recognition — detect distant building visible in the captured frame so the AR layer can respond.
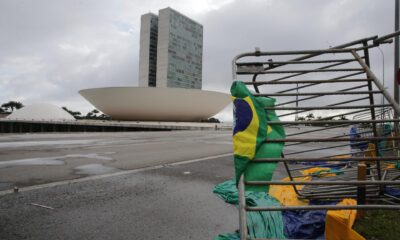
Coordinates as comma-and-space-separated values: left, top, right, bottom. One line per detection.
78, 8, 229, 122
138, 13, 158, 87
138, 7, 203, 89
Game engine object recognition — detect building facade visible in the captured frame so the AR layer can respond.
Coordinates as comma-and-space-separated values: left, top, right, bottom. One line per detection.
138, 13, 158, 87
138, 7, 203, 89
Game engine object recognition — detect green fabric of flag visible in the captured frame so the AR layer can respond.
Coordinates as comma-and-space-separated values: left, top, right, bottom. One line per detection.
214, 233, 240, 240
231, 81, 285, 190
231, 81, 268, 184
213, 180, 287, 239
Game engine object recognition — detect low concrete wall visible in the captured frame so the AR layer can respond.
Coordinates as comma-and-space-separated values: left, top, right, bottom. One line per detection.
0, 119, 232, 133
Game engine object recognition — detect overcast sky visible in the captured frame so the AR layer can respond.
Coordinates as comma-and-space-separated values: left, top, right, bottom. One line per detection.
0, 0, 396, 122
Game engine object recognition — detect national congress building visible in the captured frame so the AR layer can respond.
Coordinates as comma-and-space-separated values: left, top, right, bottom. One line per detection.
139, 7, 203, 89
79, 7, 230, 121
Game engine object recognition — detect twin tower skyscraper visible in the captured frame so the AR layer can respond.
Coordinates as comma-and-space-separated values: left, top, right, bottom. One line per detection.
138, 7, 203, 89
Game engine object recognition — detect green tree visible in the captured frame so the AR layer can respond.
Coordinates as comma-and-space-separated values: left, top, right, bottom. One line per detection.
62, 106, 82, 119
297, 116, 306, 121
305, 113, 315, 120
201, 117, 220, 123
85, 109, 105, 119
1, 101, 24, 112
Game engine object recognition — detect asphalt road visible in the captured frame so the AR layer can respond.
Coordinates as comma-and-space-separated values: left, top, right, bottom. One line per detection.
0, 127, 350, 239
0, 131, 240, 239
0, 131, 233, 190
0, 154, 239, 240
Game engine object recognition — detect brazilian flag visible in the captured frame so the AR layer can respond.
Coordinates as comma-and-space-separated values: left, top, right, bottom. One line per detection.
231, 81, 285, 191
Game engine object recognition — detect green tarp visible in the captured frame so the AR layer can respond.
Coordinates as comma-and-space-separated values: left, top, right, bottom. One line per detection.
214, 180, 286, 239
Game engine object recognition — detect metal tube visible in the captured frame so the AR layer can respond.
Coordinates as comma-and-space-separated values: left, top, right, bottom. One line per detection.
300, 184, 379, 192
271, 104, 392, 110
284, 142, 352, 156
300, 188, 379, 197
300, 185, 375, 194
237, 58, 359, 65
277, 82, 368, 99
373, 31, 400, 45
252, 156, 400, 162
282, 158, 304, 197
244, 78, 372, 85
286, 123, 358, 137
268, 119, 400, 125
269, 69, 364, 88
246, 205, 400, 211
245, 180, 400, 186
283, 109, 370, 122
276, 92, 368, 108
289, 162, 356, 171
255, 90, 382, 97
238, 174, 247, 240
232, 34, 378, 79
266, 136, 400, 143
353, 50, 400, 182
232, 33, 400, 219
352, 50, 400, 115
237, 68, 365, 75
395, 0, 399, 108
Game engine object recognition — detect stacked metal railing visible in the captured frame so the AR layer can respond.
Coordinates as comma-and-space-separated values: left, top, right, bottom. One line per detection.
232, 32, 400, 240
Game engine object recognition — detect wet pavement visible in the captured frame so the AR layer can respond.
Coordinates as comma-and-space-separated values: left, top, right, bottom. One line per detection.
0, 131, 239, 239
0, 127, 352, 239
0, 155, 239, 240
0, 131, 233, 190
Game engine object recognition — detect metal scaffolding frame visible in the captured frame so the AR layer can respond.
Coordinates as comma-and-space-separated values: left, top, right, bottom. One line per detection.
232, 32, 400, 240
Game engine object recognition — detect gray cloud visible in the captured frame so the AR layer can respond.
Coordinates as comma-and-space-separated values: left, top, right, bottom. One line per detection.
0, 0, 396, 121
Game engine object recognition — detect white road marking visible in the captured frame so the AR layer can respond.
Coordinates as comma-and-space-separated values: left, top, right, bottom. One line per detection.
0, 152, 232, 196
83, 141, 169, 149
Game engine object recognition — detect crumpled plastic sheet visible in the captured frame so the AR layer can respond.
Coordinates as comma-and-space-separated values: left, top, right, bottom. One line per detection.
282, 209, 327, 239
386, 186, 400, 197
213, 180, 286, 239
282, 201, 337, 239
289, 161, 346, 169
214, 233, 240, 240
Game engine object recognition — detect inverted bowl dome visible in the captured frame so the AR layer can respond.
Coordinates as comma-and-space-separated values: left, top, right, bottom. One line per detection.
6, 103, 75, 121
79, 87, 231, 121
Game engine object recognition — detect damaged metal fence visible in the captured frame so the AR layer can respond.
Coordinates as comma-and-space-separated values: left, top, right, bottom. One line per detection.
232, 32, 400, 240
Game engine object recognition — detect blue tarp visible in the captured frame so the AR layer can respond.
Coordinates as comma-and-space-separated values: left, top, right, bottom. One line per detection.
386, 186, 400, 197
289, 161, 346, 169
282, 210, 326, 239
350, 126, 369, 150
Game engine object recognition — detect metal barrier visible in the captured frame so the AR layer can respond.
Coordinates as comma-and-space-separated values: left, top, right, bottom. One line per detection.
232, 32, 400, 240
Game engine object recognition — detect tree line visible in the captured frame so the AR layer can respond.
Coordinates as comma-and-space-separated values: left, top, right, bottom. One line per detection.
0, 101, 24, 113
297, 113, 348, 126
0, 100, 110, 120
61, 107, 111, 120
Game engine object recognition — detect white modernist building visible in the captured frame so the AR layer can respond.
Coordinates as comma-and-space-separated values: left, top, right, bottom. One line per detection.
80, 8, 229, 121
79, 87, 230, 121
6, 103, 75, 121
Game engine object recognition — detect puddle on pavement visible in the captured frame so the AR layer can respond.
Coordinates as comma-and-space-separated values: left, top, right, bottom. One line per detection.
74, 164, 119, 175
0, 139, 98, 148
0, 152, 115, 168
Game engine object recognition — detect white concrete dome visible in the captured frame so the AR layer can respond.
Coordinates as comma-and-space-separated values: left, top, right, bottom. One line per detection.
79, 87, 231, 121
6, 103, 75, 121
